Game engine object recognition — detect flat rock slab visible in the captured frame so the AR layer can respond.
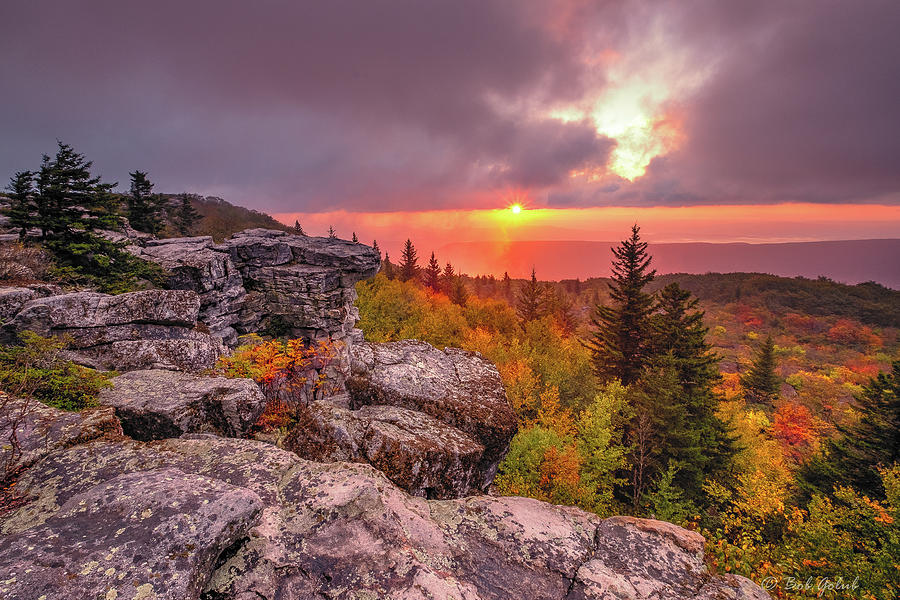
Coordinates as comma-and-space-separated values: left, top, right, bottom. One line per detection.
0, 468, 262, 600
100, 369, 266, 440
348, 339, 518, 491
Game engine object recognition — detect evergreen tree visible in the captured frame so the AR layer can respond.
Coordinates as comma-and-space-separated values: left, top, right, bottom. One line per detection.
588, 224, 657, 385
648, 283, 737, 499
502, 271, 512, 300
33, 141, 118, 240
328, 225, 337, 238
372, 240, 380, 255
6, 171, 35, 239
423, 252, 442, 292
398, 239, 419, 282
740, 335, 779, 406
174, 194, 202, 235
516, 268, 547, 324
293, 220, 305, 235
126, 170, 163, 234
382, 253, 395, 279
800, 361, 900, 500
352, 231, 358, 243
441, 262, 455, 291
449, 277, 469, 306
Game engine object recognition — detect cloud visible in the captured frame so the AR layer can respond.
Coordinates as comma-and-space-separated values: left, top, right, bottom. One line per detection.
1, 0, 898, 212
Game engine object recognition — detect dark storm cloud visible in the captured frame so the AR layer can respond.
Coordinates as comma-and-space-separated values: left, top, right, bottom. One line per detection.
1, 0, 898, 211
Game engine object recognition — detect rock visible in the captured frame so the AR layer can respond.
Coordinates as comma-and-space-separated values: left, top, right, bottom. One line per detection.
137, 237, 246, 345
1, 289, 224, 372
285, 401, 486, 499
131, 229, 381, 348
348, 339, 518, 491
0, 468, 262, 600
220, 229, 380, 345
0, 286, 38, 321
99, 369, 266, 440
0, 428, 770, 600
0, 395, 122, 475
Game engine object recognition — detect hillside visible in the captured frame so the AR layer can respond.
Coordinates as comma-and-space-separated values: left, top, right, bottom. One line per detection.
157, 195, 292, 241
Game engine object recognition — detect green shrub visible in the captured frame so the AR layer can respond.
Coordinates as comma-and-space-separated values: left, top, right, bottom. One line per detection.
0, 331, 112, 411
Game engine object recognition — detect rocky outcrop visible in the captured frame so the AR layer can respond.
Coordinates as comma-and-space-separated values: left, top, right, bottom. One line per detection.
348, 339, 519, 489
99, 369, 266, 440
132, 229, 380, 347
0, 289, 224, 371
0, 411, 769, 600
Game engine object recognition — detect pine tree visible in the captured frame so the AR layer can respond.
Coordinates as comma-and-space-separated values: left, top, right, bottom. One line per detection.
442, 262, 456, 294
740, 335, 779, 406
398, 239, 419, 282
352, 232, 358, 243
516, 268, 546, 324
372, 240, 380, 255
648, 283, 737, 498
126, 170, 163, 234
382, 253, 395, 280
328, 226, 337, 238
423, 252, 442, 292
800, 361, 900, 500
174, 194, 202, 235
293, 220, 305, 235
6, 171, 35, 239
449, 277, 469, 306
33, 141, 118, 240
588, 224, 657, 385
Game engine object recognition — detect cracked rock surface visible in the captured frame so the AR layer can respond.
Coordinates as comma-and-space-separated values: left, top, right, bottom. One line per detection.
0, 404, 769, 600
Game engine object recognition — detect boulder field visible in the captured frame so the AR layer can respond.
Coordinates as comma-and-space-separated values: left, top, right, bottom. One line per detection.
0, 229, 770, 599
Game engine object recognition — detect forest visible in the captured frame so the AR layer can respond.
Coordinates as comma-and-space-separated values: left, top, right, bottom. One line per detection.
360, 229, 900, 599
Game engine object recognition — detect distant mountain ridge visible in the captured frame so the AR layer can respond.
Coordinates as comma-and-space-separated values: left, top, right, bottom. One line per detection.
438, 239, 900, 289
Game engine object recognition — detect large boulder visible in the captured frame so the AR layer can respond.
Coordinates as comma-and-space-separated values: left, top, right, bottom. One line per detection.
0, 418, 770, 600
0, 468, 262, 600
1, 289, 224, 372
285, 401, 486, 499
99, 369, 266, 440
347, 339, 519, 491
0, 395, 122, 475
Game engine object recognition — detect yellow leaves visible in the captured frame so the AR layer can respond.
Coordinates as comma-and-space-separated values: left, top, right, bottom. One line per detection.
535, 387, 574, 437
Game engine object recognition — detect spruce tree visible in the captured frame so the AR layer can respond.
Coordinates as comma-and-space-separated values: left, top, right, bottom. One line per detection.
398, 239, 419, 282
293, 220, 305, 235
516, 268, 546, 324
423, 252, 442, 292
648, 283, 737, 498
502, 271, 512, 299
126, 170, 163, 234
352, 232, 358, 243
740, 335, 779, 406
441, 262, 458, 294
6, 171, 35, 239
328, 226, 337, 238
382, 253, 395, 279
174, 194, 202, 235
449, 277, 469, 306
800, 361, 900, 500
372, 240, 380, 255
588, 224, 656, 385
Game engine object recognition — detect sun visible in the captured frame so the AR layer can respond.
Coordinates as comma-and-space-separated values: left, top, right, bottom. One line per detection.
510, 204, 522, 214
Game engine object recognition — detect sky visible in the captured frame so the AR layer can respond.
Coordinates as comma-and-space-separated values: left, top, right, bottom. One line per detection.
2, 0, 899, 246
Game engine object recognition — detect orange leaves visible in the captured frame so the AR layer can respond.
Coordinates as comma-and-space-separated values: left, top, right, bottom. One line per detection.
539, 444, 582, 503
771, 402, 820, 463
217, 336, 339, 426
